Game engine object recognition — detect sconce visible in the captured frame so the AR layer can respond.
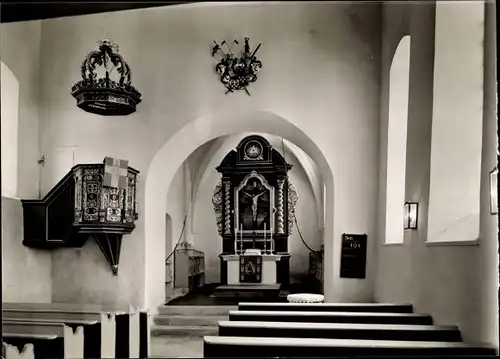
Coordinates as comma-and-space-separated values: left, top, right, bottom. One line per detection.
404, 202, 418, 230
490, 167, 498, 215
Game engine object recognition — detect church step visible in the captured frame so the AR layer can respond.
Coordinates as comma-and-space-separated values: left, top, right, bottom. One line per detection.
203, 336, 497, 358
218, 321, 462, 342
229, 310, 434, 325
154, 314, 228, 326
152, 325, 218, 337
237, 302, 414, 313
157, 305, 235, 316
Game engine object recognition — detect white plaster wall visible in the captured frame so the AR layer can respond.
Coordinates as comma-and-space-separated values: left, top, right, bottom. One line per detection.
427, 1, 484, 243
1, 62, 20, 198
2, 198, 52, 303
375, 1, 498, 346
166, 165, 187, 258
0, 21, 52, 303
192, 134, 321, 284
0, 21, 42, 199
36, 2, 381, 308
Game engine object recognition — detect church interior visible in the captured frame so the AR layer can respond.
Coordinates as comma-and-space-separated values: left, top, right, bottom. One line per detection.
1, 1, 498, 358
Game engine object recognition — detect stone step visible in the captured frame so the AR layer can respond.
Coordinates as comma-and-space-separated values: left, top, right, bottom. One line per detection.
203, 336, 497, 358
218, 321, 462, 342
238, 302, 414, 313
229, 310, 434, 325
157, 305, 236, 316
210, 284, 283, 299
152, 325, 218, 337
154, 314, 228, 326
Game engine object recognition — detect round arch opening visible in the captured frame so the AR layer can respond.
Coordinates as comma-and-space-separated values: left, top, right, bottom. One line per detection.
144, 110, 335, 310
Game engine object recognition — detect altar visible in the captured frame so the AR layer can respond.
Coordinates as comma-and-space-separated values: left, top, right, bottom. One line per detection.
221, 250, 282, 285
212, 135, 297, 289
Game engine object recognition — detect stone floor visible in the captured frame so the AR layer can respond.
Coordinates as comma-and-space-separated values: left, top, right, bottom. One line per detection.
151, 336, 204, 358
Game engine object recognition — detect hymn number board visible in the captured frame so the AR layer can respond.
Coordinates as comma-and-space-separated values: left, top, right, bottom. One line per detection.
340, 233, 367, 279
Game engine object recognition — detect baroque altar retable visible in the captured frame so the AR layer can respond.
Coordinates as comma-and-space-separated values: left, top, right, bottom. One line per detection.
212, 135, 298, 288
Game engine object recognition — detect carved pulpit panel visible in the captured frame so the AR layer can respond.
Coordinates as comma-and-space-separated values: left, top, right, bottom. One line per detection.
22, 157, 139, 276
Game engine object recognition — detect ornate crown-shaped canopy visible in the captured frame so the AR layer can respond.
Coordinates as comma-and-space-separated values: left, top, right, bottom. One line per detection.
71, 38, 142, 116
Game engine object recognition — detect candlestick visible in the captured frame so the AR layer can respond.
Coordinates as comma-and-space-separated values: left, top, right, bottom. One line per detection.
240, 224, 243, 254
264, 223, 267, 254
271, 228, 274, 253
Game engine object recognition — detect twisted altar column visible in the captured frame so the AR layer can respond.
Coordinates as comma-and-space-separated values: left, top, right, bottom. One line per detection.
224, 180, 231, 235
277, 178, 285, 234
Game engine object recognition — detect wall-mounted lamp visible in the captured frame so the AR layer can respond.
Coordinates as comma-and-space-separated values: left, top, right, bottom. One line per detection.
490, 167, 498, 215
404, 202, 418, 230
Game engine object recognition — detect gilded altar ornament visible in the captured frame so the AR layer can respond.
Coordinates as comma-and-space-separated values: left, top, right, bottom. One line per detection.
71, 38, 142, 116
212, 37, 262, 95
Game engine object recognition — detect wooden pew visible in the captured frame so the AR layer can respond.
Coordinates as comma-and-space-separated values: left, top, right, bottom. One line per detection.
203, 336, 497, 358
3, 321, 83, 359
3, 309, 114, 358
229, 310, 434, 325
217, 321, 462, 342
3, 336, 42, 359
237, 302, 414, 313
3, 302, 150, 358
4, 319, 97, 357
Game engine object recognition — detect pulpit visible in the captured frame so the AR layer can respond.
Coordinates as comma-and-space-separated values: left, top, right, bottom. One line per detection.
213, 135, 297, 288
21, 157, 139, 275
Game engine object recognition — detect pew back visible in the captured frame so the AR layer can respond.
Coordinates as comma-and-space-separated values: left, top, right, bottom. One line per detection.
217, 321, 462, 342
203, 336, 496, 358
237, 302, 414, 313
229, 310, 434, 325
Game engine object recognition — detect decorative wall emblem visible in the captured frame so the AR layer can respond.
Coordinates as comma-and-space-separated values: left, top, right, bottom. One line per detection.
243, 140, 264, 161
212, 37, 262, 95
287, 179, 299, 234
71, 38, 142, 116
212, 181, 224, 235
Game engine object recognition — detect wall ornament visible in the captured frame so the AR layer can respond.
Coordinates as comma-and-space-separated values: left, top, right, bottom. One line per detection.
212, 37, 262, 96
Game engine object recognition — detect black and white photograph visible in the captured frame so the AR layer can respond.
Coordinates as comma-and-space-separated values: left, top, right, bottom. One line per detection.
0, 1, 498, 358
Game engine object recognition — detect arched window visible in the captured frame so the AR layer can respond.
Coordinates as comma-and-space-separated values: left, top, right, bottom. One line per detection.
427, 1, 484, 243
1, 61, 20, 198
385, 35, 411, 244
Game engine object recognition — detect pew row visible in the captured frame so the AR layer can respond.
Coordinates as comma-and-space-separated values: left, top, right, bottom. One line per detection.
229, 310, 434, 325
217, 321, 462, 342
3, 321, 83, 359
237, 302, 414, 313
3, 335, 48, 359
3, 303, 150, 358
203, 336, 497, 358
3, 309, 114, 358
4, 318, 97, 358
